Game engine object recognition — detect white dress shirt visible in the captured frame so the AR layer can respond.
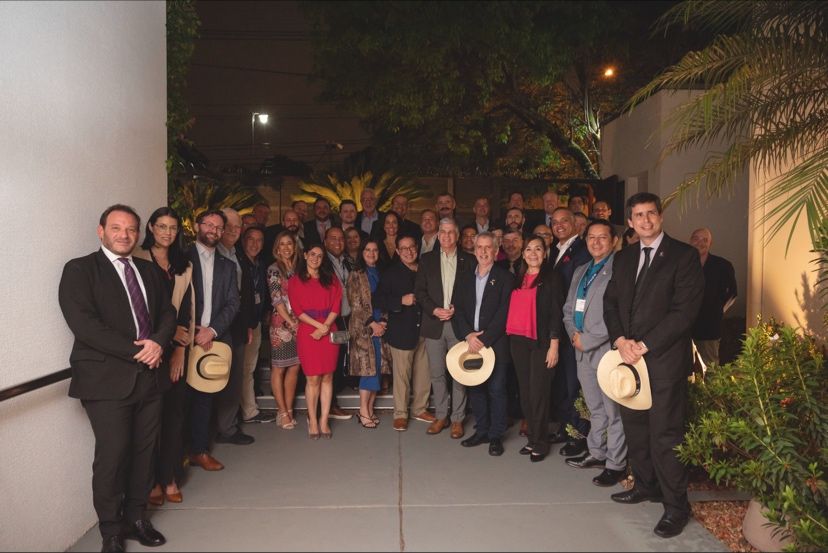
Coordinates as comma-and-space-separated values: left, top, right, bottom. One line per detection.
102, 246, 148, 339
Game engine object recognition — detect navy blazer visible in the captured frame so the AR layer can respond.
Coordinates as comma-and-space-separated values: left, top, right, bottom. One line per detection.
451, 263, 514, 358
59, 249, 177, 400
552, 236, 591, 290
186, 245, 240, 343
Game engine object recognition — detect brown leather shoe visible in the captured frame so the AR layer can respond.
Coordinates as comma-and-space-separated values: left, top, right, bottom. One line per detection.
189, 453, 224, 471
148, 484, 164, 506
450, 421, 465, 439
164, 489, 183, 503
393, 418, 409, 431
426, 418, 449, 435
412, 411, 437, 423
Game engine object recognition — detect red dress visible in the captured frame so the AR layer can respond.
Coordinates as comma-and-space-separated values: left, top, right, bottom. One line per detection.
287, 274, 342, 376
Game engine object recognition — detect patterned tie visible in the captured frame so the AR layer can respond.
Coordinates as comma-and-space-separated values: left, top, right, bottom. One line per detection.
633, 247, 653, 301
118, 258, 152, 339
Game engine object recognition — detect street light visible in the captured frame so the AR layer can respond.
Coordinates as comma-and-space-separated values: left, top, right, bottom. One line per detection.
251, 112, 269, 155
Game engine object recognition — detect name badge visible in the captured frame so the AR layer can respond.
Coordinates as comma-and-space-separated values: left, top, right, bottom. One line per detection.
254, 292, 262, 305
575, 298, 586, 312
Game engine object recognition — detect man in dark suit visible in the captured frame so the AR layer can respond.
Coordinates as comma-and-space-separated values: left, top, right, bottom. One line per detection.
186, 209, 241, 472
59, 204, 176, 552
549, 207, 592, 455
390, 193, 423, 242
355, 187, 385, 237
414, 217, 476, 438
603, 192, 704, 538
303, 197, 337, 248
452, 232, 514, 456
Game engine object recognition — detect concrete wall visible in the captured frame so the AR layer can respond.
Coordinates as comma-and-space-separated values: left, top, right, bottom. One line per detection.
0, 2, 167, 550
601, 90, 750, 321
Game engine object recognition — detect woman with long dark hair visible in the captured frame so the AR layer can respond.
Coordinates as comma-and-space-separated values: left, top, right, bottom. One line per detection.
505, 235, 565, 463
287, 244, 342, 439
346, 240, 391, 428
376, 210, 401, 270
134, 206, 194, 504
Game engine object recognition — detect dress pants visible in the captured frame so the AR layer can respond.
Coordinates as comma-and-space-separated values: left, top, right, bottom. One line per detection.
240, 323, 262, 421
510, 335, 555, 455
389, 338, 430, 419
82, 370, 162, 538
189, 387, 213, 455
156, 371, 188, 487
333, 315, 354, 400
552, 341, 589, 435
620, 376, 690, 517
215, 337, 245, 438
424, 322, 467, 423
576, 352, 627, 471
468, 357, 508, 439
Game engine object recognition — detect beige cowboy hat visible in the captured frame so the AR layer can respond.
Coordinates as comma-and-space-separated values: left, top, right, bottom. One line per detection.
597, 349, 652, 410
186, 342, 232, 393
446, 341, 495, 387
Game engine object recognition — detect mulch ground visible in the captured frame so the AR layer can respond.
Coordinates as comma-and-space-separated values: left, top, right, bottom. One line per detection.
687, 467, 758, 552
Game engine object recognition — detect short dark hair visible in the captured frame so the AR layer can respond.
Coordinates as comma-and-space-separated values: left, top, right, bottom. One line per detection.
509, 191, 525, 200
395, 233, 417, 248
339, 199, 357, 210
625, 192, 662, 221
196, 209, 227, 225
460, 223, 477, 234
99, 204, 140, 228
506, 207, 524, 218
585, 218, 617, 239
314, 196, 331, 207
241, 224, 265, 242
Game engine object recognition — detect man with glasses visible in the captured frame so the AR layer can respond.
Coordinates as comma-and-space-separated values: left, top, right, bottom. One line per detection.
186, 209, 240, 472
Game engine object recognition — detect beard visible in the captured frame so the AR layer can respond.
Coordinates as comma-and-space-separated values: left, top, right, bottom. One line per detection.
197, 231, 219, 248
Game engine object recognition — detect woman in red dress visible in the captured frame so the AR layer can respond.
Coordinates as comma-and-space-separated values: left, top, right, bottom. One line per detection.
287, 244, 342, 439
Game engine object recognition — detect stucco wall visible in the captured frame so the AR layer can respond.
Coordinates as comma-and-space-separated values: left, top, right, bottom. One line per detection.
601, 90, 750, 322
0, 2, 166, 550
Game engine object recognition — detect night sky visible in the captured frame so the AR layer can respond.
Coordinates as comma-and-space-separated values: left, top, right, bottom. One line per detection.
185, 1, 367, 172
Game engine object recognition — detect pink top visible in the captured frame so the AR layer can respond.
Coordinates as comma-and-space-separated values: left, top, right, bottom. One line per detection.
506, 272, 539, 340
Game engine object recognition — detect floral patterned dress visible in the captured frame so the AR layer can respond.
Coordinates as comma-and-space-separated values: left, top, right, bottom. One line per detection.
267, 263, 299, 368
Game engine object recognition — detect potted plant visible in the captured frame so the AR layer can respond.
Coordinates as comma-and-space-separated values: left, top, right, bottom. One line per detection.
677, 320, 828, 551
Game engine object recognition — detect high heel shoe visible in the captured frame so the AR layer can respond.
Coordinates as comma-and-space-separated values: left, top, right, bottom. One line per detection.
307, 416, 320, 440
277, 411, 296, 430
356, 413, 377, 429
148, 484, 164, 506
164, 488, 183, 503
321, 429, 332, 439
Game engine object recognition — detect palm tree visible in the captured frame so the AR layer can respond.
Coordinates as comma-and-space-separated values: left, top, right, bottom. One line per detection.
627, 0, 828, 251
169, 179, 263, 242
294, 170, 432, 212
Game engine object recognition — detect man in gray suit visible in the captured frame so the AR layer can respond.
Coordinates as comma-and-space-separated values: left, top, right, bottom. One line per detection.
562, 219, 627, 487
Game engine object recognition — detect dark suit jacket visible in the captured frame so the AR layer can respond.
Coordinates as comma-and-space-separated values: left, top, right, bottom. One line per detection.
414, 247, 476, 339
303, 218, 336, 249
692, 253, 737, 340
552, 236, 591, 290
186, 245, 241, 343
603, 234, 704, 380
373, 260, 421, 350
59, 249, 177, 400
355, 209, 385, 237
451, 264, 514, 358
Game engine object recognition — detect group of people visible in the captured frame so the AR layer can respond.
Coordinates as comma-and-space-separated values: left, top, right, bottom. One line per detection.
59, 187, 736, 551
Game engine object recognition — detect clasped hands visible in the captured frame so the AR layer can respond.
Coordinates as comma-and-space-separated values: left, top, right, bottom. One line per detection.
433, 305, 455, 321
615, 337, 648, 364
310, 323, 330, 340
133, 339, 163, 369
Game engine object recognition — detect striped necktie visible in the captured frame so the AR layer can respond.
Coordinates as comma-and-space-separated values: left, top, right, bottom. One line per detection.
118, 258, 152, 339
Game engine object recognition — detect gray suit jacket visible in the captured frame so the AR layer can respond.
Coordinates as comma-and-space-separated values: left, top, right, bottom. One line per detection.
562, 254, 615, 367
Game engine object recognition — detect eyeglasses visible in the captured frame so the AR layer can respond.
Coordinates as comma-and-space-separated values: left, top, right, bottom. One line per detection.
398, 245, 418, 252
200, 222, 224, 233
154, 224, 178, 234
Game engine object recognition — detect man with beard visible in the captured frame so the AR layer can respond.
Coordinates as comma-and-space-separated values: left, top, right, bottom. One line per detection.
323, 226, 355, 420
186, 209, 240, 472
303, 197, 336, 248
503, 207, 526, 236
59, 204, 176, 552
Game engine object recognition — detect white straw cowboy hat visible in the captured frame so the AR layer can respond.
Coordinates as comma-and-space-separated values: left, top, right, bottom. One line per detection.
446, 341, 495, 387
186, 342, 232, 393
597, 349, 652, 410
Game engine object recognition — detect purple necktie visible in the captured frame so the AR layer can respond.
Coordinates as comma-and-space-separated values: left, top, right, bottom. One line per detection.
118, 258, 152, 340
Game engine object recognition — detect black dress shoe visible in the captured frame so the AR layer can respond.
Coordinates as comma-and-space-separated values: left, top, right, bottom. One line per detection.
654, 512, 690, 538
519, 445, 533, 455
611, 487, 664, 505
565, 453, 606, 469
215, 430, 255, 445
549, 429, 567, 444
559, 438, 587, 457
530, 451, 547, 462
488, 438, 504, 456
593, 468, 626, 487
101, 535, 125, 553
125, 520, 166, 547
461, 433, 490, 447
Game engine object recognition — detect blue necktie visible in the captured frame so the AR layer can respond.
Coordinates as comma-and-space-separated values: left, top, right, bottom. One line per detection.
118, 258, 152, 339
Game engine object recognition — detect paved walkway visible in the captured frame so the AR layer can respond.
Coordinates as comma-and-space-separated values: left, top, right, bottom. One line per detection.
68, 411, 726, 552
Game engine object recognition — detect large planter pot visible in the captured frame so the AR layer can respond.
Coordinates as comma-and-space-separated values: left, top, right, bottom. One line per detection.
742, 498, 793, 552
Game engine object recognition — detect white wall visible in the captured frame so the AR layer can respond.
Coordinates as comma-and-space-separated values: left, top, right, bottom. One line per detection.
0, 2, 166, 550
601, 90, 750, 321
